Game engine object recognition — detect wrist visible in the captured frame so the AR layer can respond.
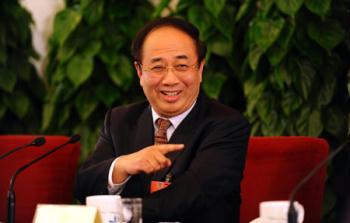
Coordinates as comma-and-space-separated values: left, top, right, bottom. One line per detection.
112, 156, 129, 184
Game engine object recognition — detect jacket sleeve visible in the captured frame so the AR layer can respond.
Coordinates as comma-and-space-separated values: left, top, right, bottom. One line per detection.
73, 109, 116, 203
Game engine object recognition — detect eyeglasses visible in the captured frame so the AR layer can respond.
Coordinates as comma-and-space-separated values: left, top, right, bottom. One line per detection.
138, 62, 198, 75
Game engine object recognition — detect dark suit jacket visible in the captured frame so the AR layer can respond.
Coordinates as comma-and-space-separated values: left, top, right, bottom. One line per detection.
74, 93, 250, 223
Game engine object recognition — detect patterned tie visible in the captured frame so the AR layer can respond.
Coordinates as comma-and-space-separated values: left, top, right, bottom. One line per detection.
154, 118, 172, 144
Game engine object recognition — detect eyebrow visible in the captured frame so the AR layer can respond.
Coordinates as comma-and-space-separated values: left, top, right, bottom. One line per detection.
149, 55, 190, 63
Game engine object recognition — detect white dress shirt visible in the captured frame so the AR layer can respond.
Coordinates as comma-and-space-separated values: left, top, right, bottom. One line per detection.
107, 102, 196, 194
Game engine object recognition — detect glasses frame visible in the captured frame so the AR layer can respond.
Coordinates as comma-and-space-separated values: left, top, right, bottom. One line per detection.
137, 62, 199, 76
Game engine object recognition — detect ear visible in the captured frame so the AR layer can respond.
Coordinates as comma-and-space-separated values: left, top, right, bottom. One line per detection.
134, 61, 143, 86
134, 61, 142, 78
198, 59, 205, 82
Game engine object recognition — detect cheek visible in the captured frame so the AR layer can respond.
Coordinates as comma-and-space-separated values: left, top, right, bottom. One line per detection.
141, 76, 161, 89
181, 74, 200, 87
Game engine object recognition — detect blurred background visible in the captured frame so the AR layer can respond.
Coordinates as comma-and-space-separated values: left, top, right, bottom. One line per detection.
0, 0, 349, 222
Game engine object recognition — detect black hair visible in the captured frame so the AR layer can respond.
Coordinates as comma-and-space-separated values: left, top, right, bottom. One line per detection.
131, 17, 206, 64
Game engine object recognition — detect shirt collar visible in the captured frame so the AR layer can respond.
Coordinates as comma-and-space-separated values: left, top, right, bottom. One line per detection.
151, 101, 196, 129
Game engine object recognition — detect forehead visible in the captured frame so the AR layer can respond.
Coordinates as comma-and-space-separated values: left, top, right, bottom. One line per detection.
141, 26, 197, 63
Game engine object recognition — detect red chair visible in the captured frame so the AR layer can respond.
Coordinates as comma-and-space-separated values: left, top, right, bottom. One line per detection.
240, 136, 329, 223
0, 135, 80, 223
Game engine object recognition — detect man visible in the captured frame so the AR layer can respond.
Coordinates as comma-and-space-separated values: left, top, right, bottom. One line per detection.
74, 17, 250, 223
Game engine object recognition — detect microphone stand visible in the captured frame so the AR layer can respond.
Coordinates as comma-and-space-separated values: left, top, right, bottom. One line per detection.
7, 135, 80, 223
288, 140, 349, 223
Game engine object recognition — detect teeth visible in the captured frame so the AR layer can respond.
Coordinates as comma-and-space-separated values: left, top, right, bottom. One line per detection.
162, 91, 180, 96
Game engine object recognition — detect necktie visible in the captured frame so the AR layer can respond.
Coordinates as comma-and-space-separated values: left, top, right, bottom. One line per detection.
154, 118, 172, 144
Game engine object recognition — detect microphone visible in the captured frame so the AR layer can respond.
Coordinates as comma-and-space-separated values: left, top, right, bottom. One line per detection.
288, 140, 349, 223
0, 137, 46, 160
7, 134, 80, 223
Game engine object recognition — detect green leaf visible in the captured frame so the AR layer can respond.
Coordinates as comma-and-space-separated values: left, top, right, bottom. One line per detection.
0, 68, 17, 93
248, 46, 264, 71
256, 94, 273, 124
244, 81, 265, 116
75, 90, 98, 122
278, 63, 292, 86
308, 110, 323, 136
208, 35, 233, 56
204, 0, 226, 17
81, 0, 104, 25
50, 81, 76, 104
57, 42, 77, 63
249, 18, 285, 52
51, 9, 82, 46
98, 46, 120, 66
188, 5, 212, 40
317, 72, 336, 106
295, 106, 311, 135
3, 92, 29, 119
11, 57, 31, 81
305, 0, 331, 16
236, 0, 254, 21
296, 60, 316, 99
202, 72, 227, 99
275, 0, 304, 15
41, 102, 55, 131
293, 26, 324, 68
95, 84, 120, 107
261, 111, 286, 136
296, 108, 323, 137
58, 104, 71, 127
66, 54, 93, 88
307, 19, 346, 51
267, 19, 295, 66
214, 6, 235, 40
281, 91, 302, 116
152, 0, 171, 18
107, 56, 134, 90
258, 0, 275, 18
82, 41, 101, 57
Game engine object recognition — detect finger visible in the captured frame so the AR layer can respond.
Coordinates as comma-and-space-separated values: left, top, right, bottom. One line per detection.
146, 157, 162, 172
158, 144, 184, 154
153, 151, 171, 169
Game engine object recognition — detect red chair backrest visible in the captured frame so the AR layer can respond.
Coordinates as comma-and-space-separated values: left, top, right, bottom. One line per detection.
240, 136, 329, 223
0, 135, 80, 223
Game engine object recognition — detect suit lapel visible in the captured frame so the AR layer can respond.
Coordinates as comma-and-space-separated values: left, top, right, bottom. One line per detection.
132, 105, 154, 194
152, 93, 207, 181
132, 106, 154, 153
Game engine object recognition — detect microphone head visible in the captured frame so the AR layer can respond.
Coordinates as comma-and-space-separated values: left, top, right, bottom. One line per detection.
32, 137, 46, 146
69, 134, 80, 143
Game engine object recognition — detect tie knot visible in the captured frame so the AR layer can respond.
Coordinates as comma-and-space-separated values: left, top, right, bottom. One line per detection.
156, 118, 172, 131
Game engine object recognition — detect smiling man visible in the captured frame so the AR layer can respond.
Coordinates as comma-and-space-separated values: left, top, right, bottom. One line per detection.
74, 17, 250, 223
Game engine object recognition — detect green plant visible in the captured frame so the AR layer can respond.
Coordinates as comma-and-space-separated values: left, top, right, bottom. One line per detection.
45, 0, 349, 221
169, 0, 349, 222
44, 0, 154, 159
0, 0, 44, 134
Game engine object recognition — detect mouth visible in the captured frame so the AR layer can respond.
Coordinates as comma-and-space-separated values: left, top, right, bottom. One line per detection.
160, 90, 181, 96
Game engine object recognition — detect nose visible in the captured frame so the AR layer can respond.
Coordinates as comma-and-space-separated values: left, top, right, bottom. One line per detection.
161, 67, 179, 85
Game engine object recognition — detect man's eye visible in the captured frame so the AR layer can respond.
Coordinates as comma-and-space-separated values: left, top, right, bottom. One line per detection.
175, 64, 189, 71
150, 66, 165, 72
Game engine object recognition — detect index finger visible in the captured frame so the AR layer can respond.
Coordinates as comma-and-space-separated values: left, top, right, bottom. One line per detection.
157, 144, 184, 154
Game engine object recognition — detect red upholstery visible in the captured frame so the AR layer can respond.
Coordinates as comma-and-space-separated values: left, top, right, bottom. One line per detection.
0, 135, 80, 223
240, 136, 329, 223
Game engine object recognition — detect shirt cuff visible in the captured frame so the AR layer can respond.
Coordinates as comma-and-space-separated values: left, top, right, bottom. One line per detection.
107, 157, 131, 195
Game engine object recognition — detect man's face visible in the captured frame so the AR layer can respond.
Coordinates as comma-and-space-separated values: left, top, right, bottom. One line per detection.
135, 26, 204, 118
